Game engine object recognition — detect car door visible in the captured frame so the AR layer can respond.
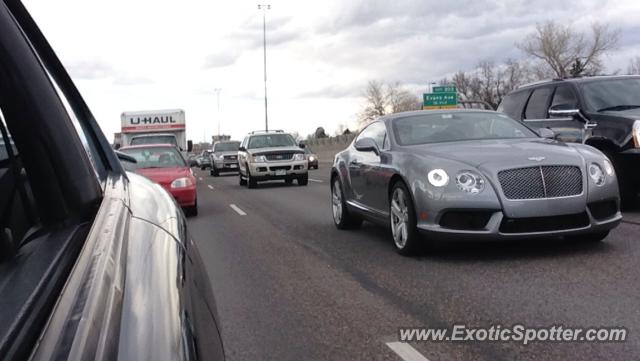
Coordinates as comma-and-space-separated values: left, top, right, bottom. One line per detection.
522, 85, 584, 142
361, 122, 392, 213
348, 124, 377, 204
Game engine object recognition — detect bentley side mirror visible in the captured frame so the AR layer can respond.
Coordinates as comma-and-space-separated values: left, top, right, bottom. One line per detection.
537, 128, 555, 139
354, 137, 379, 155
548, 104, 579, 118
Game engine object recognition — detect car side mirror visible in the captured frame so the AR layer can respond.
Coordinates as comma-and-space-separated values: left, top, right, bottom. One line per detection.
548, 104, 579, 118
187, 140, 193, 152
537, 128, 555, 139
354, 137, 379, 155
298, 142, 306, 148
115, 151, 137, 164
114, 143, 121, 150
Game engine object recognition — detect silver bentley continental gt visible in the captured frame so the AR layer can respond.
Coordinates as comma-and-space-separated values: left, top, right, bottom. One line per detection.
330, 110, 622, 255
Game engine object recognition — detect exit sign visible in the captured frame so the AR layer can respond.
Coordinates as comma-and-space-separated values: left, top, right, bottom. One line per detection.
432, 86, 457, 93
423, 93, 457, 108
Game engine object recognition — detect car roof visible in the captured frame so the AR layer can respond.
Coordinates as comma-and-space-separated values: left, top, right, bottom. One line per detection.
381, 109, 499, 121
516, 75, 640, 91
130, 133, 175, 137
120, 143, 177, 150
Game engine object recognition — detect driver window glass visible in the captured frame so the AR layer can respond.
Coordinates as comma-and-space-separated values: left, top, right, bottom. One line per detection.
550, 86, 578, 113
357, 122, 386, 149
524, 87, 552, 120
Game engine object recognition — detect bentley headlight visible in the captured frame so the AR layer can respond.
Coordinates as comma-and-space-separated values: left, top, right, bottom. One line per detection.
171, 177, 193, 189
603, 159, 614, 176
455, 170, 485, 194
588, 163, 605, 186
427, 169, 449, 187
252, 155, 267, 163
293, 153, 305, 161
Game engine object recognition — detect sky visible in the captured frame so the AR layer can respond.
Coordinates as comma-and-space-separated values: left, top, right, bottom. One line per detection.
22, 0, 640, 143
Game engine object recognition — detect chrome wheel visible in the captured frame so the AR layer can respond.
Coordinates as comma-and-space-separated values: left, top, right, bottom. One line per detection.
332, 179, 343, 224
391, 187, 410, 249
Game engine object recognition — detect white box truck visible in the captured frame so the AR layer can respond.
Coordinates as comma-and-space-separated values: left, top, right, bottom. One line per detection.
118, 109, 192, 152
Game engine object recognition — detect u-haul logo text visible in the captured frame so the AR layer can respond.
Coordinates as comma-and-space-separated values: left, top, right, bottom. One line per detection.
129, 116, 176, 125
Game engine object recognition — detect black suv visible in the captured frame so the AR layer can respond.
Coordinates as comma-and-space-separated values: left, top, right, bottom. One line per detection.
498, 76, 640, 205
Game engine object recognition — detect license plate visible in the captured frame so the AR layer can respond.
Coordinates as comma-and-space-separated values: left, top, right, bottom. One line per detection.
275, 169, 286, 176
229, 164, 237, 168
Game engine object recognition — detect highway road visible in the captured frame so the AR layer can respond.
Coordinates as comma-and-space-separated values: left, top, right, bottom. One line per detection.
188, 164, 640, 361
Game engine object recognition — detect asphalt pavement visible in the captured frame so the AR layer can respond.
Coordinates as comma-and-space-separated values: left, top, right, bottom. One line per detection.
188, 164, 640, 361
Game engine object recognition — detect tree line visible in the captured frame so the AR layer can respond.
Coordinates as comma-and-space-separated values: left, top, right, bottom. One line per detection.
357, 20, 633, 125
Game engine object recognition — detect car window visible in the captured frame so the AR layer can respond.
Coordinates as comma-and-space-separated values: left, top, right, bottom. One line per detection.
131, 135, 178, 146
497, 90, 530, 120
550, 85, 578, 111
247, 134, 296, 149
214, 142, 240, 152
0, 117, 17, 163
357, 122, 386, 149
392, 112, 537, 145
120, 146, 186, 170
524, 87, 553, 120
580, 78, 640, 111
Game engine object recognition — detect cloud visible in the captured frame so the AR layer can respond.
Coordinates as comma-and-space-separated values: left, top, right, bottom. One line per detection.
204, 50, 242, 68
66, 60, 114, 80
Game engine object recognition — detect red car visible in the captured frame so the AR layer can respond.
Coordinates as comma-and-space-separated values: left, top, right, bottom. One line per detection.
119, 144, 198, 215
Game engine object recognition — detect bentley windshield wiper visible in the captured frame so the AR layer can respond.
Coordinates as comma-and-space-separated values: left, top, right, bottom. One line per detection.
597, 105, 640, 112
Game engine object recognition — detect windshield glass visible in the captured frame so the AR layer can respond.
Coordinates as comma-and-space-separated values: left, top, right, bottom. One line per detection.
581, 78, 640, 111
130, 135, 178, 146
120, 146, 186, 170
214, 141, 240, 152
247, 134, 296, 149
392, 112, 537, 146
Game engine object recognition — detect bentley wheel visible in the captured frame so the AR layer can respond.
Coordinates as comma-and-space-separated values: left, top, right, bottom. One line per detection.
332, 177, 362, 229
390, 182, 419, 256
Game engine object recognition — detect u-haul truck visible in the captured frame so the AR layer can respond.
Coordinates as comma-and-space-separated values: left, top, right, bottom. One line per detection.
118, 109, 192, 152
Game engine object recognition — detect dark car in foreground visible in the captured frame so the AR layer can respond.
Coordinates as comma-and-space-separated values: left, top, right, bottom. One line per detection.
120, 144, 198, 215
331, 110, 622, 255
498, 76, 640, 205
210, 140, 240, 176
0, 1, 224, 359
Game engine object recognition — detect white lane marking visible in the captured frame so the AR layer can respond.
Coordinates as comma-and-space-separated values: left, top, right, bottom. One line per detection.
309, 178, 323, 183
385, 342, 430, 361
199, 177, 203, 181
207, 185, 214, 190
229, 204, 247, 216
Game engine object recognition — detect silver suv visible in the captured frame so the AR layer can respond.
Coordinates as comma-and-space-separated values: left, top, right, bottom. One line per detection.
238, 130, 308, 188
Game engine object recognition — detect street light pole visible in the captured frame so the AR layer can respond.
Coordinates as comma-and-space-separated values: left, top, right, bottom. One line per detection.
258, 4, 270, 132
213, 88, 222, 137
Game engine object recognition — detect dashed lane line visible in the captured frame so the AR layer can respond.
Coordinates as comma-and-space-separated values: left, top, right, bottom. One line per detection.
229, 204, 247, 216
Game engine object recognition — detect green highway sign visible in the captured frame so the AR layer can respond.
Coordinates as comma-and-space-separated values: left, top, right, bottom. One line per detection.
432, 85, 457, 93
423, 92, 458, 108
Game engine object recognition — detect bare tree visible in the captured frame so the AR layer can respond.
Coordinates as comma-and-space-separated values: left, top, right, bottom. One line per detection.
358, 81, 419, 124
518, 21, 619, 78
628, 57, 640, 75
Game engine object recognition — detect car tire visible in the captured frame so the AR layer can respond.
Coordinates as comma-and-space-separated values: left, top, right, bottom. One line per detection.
331, 176, 362, 230
285, 178, 293, 185
566, 230, 609, 243
186, 199, 198, 217
603, 151, 637, 208
239, 171, 247, 186
248, 172, 258, 189
211, 167, 219, 177
298, 174, 309, 186
389, 181, 419, 256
